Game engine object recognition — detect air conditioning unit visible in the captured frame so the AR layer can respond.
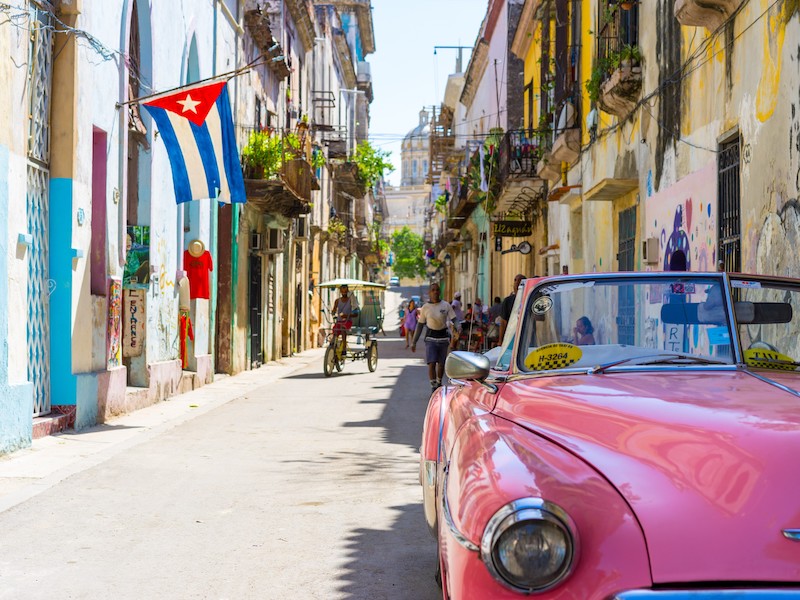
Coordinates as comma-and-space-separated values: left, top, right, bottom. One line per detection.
294, 215, 308, 240
265, 227, 285, 253
250, 232, 262, 251
643, 237, 659, 265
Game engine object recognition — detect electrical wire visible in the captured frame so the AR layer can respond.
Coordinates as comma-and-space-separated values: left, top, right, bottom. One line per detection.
589, 0, 777, 151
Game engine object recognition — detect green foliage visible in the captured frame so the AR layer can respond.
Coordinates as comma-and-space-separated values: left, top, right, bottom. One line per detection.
241, 131, 301, 179
585, 44, 641, 104
353, 140, 394, 188
311, 147, 326, 170
328, 217, 347, 240
620, 44, 642, 64
390, 226, 426, 280
586, 55, 614, 104
435, 193, 449, 214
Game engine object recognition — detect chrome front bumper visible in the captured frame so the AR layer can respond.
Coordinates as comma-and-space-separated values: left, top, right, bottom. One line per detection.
615, 591, 800, 599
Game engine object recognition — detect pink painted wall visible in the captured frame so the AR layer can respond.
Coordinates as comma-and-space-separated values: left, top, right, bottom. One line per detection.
645, 163, 717, 272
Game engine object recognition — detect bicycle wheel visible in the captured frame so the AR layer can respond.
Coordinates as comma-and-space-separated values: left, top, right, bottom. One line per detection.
324, 344, 336, 377
335, 341, 344, 372
367, 342, 378, 372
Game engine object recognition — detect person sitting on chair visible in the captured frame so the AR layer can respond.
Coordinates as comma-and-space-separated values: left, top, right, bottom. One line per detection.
332, 284, 359, 357
573, 316, 596, 345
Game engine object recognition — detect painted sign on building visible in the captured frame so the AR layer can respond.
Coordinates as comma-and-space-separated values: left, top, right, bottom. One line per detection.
123, 289, 146, 357
107, 278, 122, 367
493, 221, 533, 237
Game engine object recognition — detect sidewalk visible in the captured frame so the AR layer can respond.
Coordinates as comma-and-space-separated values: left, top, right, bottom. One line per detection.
0, 349, 324, 514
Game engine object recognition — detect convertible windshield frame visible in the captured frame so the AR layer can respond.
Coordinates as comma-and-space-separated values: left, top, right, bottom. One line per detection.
513, 272, 744, 375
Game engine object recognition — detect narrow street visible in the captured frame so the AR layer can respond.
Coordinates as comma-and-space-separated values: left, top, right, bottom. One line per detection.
0, 288, 440, 600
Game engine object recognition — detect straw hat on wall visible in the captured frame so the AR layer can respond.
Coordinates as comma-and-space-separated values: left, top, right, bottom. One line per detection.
187, 239, 205, 258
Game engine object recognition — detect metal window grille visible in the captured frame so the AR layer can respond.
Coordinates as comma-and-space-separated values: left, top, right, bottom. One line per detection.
27, 5, 53, 416
718, 138, 741, 273
617, 206, 637, 345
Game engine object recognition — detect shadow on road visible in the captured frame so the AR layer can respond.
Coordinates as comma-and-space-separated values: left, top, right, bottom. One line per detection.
335, 502, 440, 600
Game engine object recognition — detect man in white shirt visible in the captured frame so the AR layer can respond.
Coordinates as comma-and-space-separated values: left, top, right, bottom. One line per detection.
411, 283, 458, 391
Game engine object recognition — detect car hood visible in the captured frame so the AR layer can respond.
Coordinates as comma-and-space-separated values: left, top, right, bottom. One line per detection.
494, 370, 800, 584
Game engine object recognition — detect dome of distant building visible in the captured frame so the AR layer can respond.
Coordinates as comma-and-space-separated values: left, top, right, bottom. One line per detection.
401, 109, 430, 186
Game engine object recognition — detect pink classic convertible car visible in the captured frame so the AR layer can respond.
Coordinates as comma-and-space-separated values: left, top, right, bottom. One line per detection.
421, 272, 800, 599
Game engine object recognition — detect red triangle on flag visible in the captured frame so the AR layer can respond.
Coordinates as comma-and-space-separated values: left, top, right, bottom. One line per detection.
143, 81, 226, 127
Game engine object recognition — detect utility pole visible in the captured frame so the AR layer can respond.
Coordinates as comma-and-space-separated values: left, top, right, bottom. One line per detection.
433, 45, 472, 73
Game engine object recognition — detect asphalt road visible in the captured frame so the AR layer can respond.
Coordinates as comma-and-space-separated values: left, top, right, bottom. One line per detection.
0, 287, 441, 600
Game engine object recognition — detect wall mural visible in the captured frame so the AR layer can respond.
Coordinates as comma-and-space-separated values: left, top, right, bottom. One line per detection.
107, 278, 122, 368
646, 163, 717, 272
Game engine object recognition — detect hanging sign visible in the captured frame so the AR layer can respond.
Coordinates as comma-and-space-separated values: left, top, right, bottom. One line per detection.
493, 221, 532, 237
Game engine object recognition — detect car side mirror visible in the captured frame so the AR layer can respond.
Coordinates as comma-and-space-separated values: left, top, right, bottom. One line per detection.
445, 351, 490, 381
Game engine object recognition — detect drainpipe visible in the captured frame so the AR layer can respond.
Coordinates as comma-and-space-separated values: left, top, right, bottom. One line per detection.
209, 0, 220, 369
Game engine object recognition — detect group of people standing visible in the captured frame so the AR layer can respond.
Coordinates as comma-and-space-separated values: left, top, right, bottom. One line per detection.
399, 274, 528, 392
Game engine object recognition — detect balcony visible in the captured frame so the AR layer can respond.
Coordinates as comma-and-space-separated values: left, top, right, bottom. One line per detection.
243, 9, 290, 80
357, 62, 373, 102
674, 0, 741, 31
446, 183, 479, 230
550, 100, 582, 165
332, 161, 367, 198
495, 130, 546, 216
595, 3, 642, 118
241, 130, 316, 218
597, 66, 642, 117
498, 130, 543, 185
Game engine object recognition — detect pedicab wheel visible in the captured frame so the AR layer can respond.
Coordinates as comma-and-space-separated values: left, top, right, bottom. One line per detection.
324, 345, 336, 377
367, 342, 378, 372
335, 345, 344, 372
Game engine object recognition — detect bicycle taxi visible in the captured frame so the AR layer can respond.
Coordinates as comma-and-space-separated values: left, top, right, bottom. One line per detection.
318, 278, 385, 376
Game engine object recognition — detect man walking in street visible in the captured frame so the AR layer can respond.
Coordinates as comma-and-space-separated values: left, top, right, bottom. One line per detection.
411, 283, 458, 392
499, 273, 526, 342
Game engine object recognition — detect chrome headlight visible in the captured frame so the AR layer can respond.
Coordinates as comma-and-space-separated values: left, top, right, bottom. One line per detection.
481, 498, 577, 593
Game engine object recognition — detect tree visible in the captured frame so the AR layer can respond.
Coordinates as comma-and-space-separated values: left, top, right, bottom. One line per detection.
353, 140, 394, 187
390, 226, 426, 280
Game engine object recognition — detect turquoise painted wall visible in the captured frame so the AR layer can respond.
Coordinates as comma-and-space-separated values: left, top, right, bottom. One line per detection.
0, 145, 34, 455
49, 178, 77, 407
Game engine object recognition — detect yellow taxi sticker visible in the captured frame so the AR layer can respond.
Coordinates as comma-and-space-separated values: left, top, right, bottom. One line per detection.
525, 343, 582, 371
743, 348, 798, 371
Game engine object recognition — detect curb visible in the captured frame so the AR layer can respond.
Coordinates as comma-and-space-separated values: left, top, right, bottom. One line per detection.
0, 348, 324, 514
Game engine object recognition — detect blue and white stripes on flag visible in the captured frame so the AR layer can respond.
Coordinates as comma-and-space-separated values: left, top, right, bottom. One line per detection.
142, 80, 246, 204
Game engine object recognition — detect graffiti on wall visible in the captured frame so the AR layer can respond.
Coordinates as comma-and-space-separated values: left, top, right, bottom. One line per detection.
647, 163, 717, 272
153, 233, 178, 360
754, 200, 800, 277
107, 278, 122, 367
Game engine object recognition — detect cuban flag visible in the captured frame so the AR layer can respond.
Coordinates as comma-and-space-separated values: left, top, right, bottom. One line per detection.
142, 80, 246, 204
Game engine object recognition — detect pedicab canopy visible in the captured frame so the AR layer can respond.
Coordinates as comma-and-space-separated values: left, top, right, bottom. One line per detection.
317, 278, 386, 290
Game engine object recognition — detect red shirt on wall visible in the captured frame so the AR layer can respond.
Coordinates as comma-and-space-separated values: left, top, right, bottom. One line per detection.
184, 250, 213, 299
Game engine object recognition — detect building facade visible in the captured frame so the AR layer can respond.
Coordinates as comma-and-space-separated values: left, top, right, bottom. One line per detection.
0, 0, 381, 457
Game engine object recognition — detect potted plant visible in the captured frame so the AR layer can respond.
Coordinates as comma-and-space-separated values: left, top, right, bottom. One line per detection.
619, 44, 642, 69
241, 130, 282, 179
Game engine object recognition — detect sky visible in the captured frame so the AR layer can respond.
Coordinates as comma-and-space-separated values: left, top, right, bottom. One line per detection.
368, 0, 489, 187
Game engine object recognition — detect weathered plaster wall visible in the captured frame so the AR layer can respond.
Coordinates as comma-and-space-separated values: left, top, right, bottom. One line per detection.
0, 144, 34, 454
462, 1, 510, 136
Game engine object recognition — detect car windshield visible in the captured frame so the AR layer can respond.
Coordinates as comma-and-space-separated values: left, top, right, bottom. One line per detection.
732, 277, 800, 369
517, 275, 736, 373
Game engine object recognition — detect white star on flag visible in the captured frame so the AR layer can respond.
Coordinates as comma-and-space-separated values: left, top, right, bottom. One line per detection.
177, 94, 201, 114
